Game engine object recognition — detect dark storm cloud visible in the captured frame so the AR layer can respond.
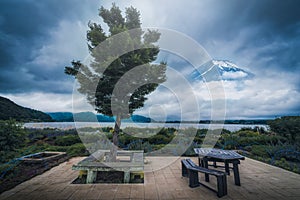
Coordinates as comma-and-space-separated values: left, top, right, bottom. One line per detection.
196, 0, 300, 39
0, 0, 77, 64
194, 0, 300, 73
0, 0, 98, 93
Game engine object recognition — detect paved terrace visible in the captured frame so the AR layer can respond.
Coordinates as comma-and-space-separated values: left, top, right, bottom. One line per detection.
1, 156, 300, 200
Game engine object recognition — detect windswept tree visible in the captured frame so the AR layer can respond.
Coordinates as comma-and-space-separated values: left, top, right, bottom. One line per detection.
65, 3, 166, 159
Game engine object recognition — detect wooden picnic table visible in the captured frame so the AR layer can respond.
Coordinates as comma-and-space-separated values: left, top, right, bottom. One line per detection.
194, 148, 245, 186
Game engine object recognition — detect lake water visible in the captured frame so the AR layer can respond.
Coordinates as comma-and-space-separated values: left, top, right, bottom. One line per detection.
24, 122, 268, 132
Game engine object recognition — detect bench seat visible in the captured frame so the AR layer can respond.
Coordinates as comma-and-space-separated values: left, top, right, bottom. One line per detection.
181, 158, 227, 198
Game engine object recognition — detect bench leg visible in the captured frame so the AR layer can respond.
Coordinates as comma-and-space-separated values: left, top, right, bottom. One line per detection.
225, 161, 230, 175
233, 161, 241, 186
203, 158, 209, 182
124, 171, 130, 183
86, 170, 97, 184
216, 174, 227, 197
198, 157, 202, 167
188, 170, 200, 188
213, 161, 217, 168
182, 161, 188, 177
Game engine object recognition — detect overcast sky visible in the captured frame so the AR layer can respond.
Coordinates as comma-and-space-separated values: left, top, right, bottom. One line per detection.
0, 0, 299, 120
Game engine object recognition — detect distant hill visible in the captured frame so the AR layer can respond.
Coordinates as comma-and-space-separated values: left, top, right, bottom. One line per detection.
47, 112, 73, 122
0, 96, 52, 122
48, 112, 152, 123
123, 115, 152, 123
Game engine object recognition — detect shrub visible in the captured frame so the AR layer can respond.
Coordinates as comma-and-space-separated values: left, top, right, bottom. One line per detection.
0, 120, 27, 151
237, 130, 259, 137
183, 142, 201, 156
45, 145, 69, 152
54, 135, 81, 146
67, 143, 89, 157
251, 145, 269, 158
268, 116, 300, 144
148, 134, 171, 145
127, 140, 152, 153
0, 120, 27, 163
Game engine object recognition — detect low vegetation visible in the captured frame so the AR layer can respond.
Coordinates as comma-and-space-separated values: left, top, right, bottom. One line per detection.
0, 117, 299, 185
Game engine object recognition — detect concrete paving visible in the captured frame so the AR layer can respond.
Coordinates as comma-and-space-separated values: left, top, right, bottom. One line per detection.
0, 156, 300, 200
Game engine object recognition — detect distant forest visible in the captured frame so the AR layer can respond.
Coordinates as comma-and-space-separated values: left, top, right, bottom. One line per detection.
0, 96, 52, 122
0, 95, 284, 124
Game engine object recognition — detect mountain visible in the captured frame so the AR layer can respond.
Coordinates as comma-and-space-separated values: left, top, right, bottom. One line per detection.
123, 115, 152, 123
190, 59, 254, 81
0, 96, 52, 122
48, 112, 152, 123
47, 112, 73, 122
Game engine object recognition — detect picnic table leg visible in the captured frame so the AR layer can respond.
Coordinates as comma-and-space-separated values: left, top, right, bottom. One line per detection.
189, 170, 200, 188
182, 160, 188, 177
124, 171, 130, 183
86, 170, 97, 183
213, 161, 217, 168
232, 160, 241, 186
217, 174, 227, 197
225, 161, 230, 175
203, 158, 210, 182
198, 157, 204, 167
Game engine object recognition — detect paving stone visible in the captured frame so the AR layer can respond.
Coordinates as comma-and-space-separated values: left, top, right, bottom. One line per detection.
0, 156, 300, 200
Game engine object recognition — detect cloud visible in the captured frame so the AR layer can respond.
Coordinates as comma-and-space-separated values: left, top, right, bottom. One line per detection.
136, 72, 300, 120
222, 71, 248, 79
0, 0, 98, 93
0, 92, 73, 112
0, 0, 299, 118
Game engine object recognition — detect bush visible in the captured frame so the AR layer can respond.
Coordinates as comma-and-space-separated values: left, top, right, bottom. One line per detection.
183, 142, 201, 156
268, 116, 300, 144
237, 130, 259, 137
45, 145, 69, 152
118, 133, 136, 147
54, 135, 81, 146
220, 133, 239, 149
67, 143, 89, 157
0, 120, 27, 163
148, 134, 171, 144
127, 140, 152, 153
250, 144, 300, 162
274, 158, 290, 170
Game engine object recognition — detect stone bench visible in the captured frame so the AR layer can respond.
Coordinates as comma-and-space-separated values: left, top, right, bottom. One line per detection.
72, 150, 144, 183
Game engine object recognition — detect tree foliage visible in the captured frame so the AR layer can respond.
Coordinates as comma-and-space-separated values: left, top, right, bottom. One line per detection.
65, 4, 166, 117
0, 96, 52, 122
268, 116, 300, 144
65, 3, 166, 150
0, 120, 27, 163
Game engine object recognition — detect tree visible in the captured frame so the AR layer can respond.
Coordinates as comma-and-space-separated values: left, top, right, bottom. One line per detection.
65, 3, 166, 160
0, 120, 27, 163
268, 116, 300, 144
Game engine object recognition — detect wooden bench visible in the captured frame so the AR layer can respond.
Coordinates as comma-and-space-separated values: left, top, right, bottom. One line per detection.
194, 148, 245, 186
181, 159, 227, 198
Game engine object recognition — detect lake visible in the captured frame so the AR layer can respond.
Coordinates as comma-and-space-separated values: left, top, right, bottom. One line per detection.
24, 122, 268, 132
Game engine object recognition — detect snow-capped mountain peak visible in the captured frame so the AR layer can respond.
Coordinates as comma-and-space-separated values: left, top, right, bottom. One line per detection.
190, 59, 254, 82
212, 60, 239, 70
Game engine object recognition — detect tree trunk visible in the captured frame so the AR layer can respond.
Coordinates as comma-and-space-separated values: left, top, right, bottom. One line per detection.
109, 114, 121, 162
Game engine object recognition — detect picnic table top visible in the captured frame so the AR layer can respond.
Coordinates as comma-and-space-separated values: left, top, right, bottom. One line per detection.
72, 150, 144, 171
194, 148, 245, 161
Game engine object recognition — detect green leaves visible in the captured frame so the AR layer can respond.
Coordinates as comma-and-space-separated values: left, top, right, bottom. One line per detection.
87, 22, 106, 50
99, 3, 125, 35
65, 3, 167, 120
268, 116, 300, 144
0, 120, 26, 162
